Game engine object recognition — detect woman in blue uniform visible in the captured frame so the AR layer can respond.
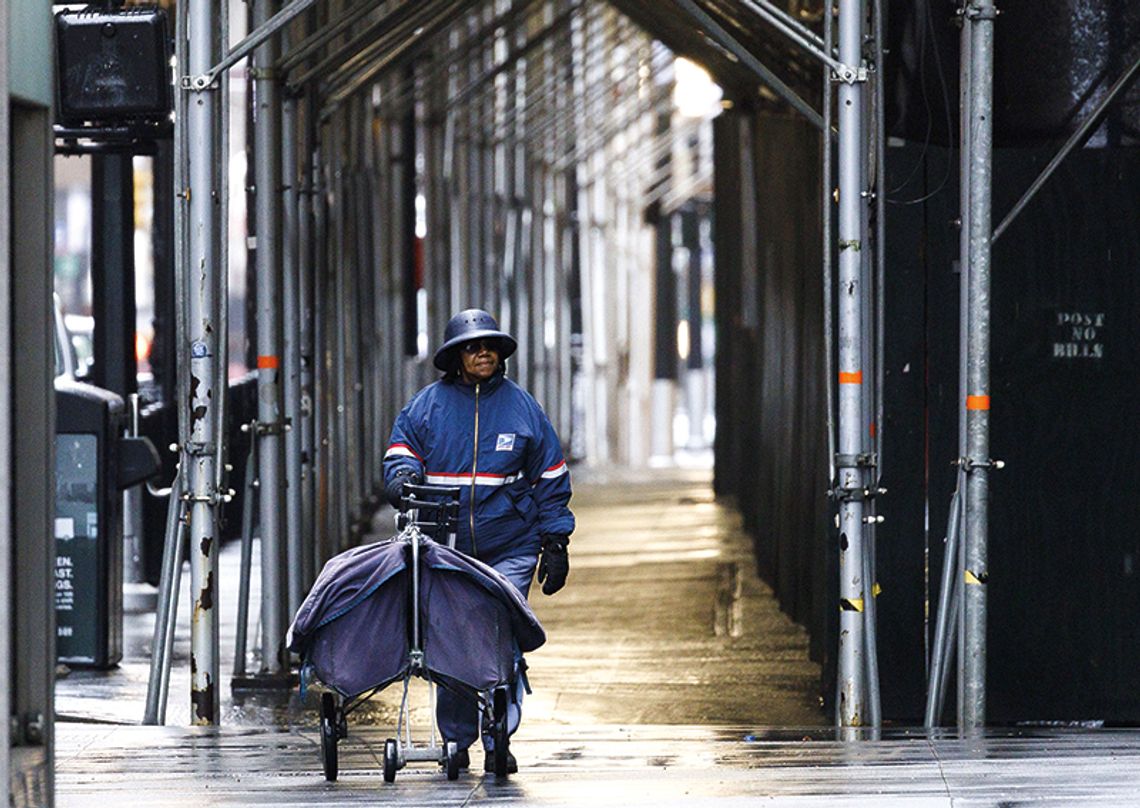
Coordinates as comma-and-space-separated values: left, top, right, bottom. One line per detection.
383, 308, 574, 773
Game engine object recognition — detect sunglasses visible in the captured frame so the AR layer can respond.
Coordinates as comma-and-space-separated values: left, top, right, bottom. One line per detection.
461, 339, 499, 355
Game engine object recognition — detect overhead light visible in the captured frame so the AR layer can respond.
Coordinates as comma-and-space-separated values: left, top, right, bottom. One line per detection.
673, 57, 722, 119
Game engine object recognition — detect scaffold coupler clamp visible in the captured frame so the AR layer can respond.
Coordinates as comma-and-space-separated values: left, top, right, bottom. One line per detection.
182, 440, 215, 458
239, 417, 291, 437
830, 63, 869, 85
256, 418, 291, 436
963, 1, 1000, 22
956, 456, 1005, 472
174, 440, 232, 504
181, 74, 219, 92
829, 453, 886, 503
180, 486, 231, 507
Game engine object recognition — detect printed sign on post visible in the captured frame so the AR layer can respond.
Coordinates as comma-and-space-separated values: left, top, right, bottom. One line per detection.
55, 434, 99, 664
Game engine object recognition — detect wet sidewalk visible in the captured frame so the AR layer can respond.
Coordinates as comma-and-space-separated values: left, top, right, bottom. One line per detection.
48, 466, 1140, 805
52, 721, 1140, 806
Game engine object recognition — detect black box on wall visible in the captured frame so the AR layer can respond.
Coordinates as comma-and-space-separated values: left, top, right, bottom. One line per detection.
55, 7, 172, 126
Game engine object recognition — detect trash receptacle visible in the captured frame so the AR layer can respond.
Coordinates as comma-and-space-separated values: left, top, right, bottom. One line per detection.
55, 378, 160, 667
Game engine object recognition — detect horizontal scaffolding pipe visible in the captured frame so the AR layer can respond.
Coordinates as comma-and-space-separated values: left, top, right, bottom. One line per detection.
467, 26, 662, 154
196, 0, 318, 88
277, 0, 387, 73
992, 47, 1140, 243
457, 32, 666, 167
286, 0, 442, 92
738, 0, 843, 74
415, 0, 552, 107
442, 3, 582, 114
373, 4, 645, 149
669, 0, 824, 130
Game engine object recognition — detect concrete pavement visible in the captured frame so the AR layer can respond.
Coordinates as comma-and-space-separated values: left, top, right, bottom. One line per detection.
44, 465, 1140, 806
51, 722, 1140, 806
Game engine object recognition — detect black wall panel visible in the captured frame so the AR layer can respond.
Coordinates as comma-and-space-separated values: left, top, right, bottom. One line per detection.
879, 142, 962, 720
714, 109, 831, 682
713, 113, 745, 500
717, 109, 1140, 724
886, 0, 1140, 147
986, 147, 1140, 722
881, 143, 1140, 722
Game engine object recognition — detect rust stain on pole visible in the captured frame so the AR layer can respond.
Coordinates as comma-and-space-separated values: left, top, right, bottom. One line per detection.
190, 666, 216, 724
200, 570, 214, 611
190, 375, 207, 424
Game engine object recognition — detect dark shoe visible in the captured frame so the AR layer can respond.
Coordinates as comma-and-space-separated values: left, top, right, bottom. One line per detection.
445, 748, 470, 770
483, 750, 518, 774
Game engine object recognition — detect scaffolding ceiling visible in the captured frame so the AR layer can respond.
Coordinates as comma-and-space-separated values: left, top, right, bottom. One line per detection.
223, 0, 828, 210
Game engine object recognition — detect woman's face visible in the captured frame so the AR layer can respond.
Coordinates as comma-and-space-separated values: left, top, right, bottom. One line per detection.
458, 339, 500, 383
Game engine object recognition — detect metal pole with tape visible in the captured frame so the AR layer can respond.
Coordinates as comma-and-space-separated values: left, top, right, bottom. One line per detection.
961, 0, 997, 732
183, 0, 223, 724
253, 0, 289, 681
835, 0, 872, 728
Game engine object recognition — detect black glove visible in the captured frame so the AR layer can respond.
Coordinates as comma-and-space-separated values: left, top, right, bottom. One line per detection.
385, 468, 422, 509
536, 535, 569, 595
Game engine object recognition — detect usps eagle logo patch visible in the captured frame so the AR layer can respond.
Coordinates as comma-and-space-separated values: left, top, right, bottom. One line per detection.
495, 433, 516, 452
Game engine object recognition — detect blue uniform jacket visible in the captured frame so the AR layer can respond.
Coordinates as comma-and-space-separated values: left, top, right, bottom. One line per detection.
383, 371, 574, 563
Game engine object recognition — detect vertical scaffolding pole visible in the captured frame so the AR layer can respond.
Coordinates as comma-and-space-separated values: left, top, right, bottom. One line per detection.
341, 102, 361, 539
312, 138, 331, 568
835, 0, 870, 727
253, 0, 289, 678
282, 80, 305, 613
925, 488, 961, 726
301, 116, 317, 578
960, 0, 996, 731
572, 48, 599, 460
183, 0, 223, 724
400, 71, 418, 359
0, 14, 11, 795
821, 0, 836, 484
955, 0, 972, 732
143, 478, 187, 724
864, 0, 888, 733
331, 117, 351, 551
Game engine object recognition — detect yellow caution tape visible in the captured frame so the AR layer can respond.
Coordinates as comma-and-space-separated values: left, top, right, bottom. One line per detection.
964, 569, 986, 586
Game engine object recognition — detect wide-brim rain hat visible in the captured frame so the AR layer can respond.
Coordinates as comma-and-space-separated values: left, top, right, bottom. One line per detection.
433, 308, 518, 371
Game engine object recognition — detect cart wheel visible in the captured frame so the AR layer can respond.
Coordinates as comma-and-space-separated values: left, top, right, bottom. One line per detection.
383, 738, 399, 784
492, 688, 510, 777
319, 692, 339, 782
445, 740, 460, 781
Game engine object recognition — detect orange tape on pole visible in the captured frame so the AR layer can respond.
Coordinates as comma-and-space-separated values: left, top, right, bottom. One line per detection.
839, 371, 863, 384
257, 355, 280, 369
966, 395, 990, 411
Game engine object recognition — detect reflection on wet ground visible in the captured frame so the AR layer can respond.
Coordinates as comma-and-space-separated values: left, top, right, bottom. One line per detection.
56, 466, 826, 732
48, 468, 1140, 805
53, 722, 1140, 806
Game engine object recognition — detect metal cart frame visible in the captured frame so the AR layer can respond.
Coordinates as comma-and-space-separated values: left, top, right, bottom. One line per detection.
317, 483, 515, 782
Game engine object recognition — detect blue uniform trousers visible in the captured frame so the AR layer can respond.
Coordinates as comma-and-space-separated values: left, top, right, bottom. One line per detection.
436, 553, 535, 751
